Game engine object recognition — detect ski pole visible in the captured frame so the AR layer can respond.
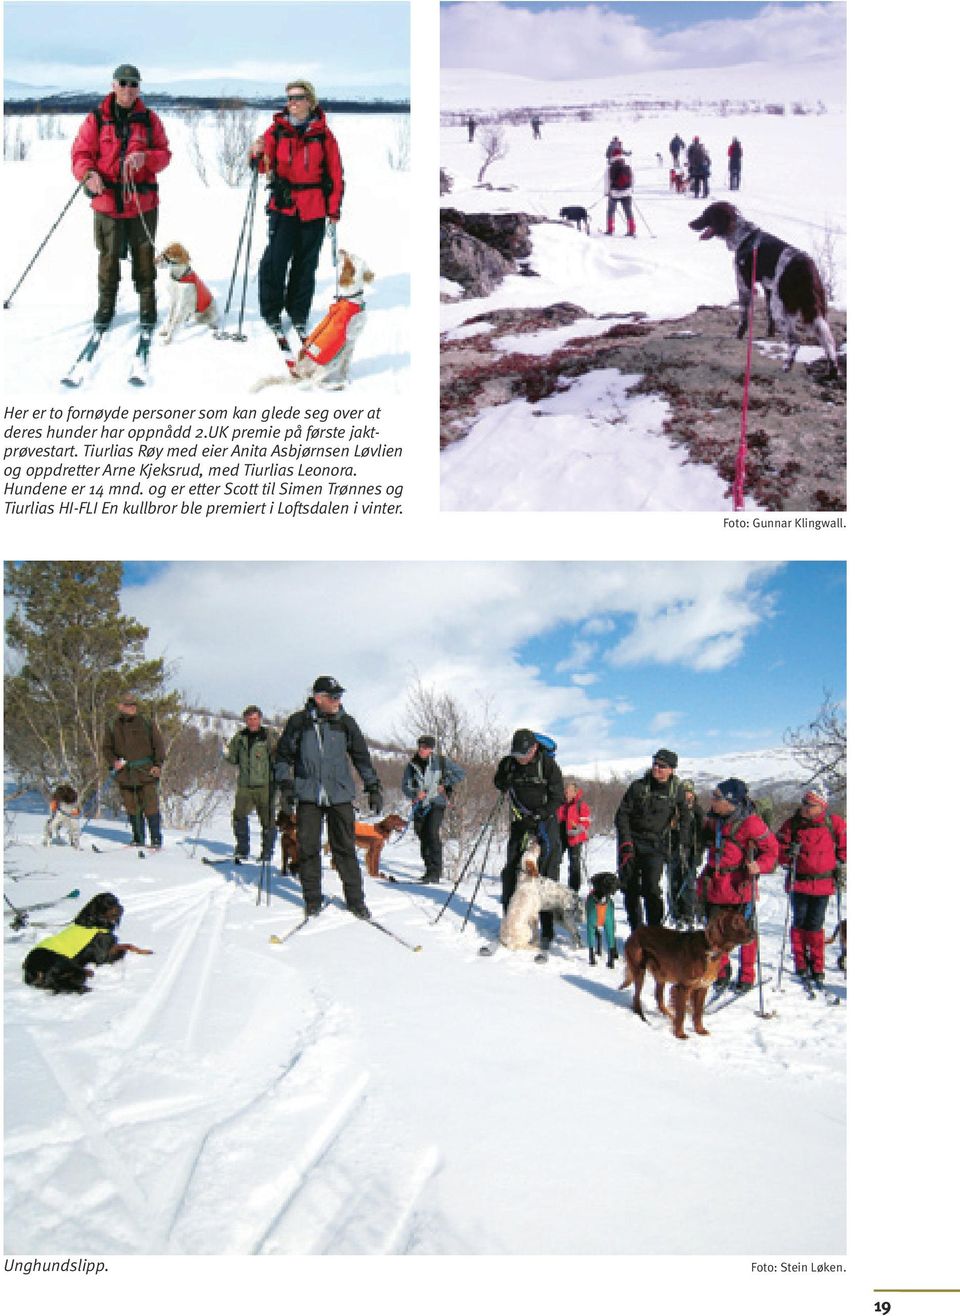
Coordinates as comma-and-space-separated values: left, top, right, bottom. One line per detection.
749, 843, 775, 1020
459, 804, 505, 932
215, 165, 258, 338
232, 167, 259, 341
432, 794, 503, 925
636, 206, 656, 238
4, 179, 85, 309
329, 218, 338, 268
775, 841, 800, 992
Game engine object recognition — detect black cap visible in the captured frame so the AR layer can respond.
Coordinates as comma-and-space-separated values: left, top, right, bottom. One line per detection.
417, 735, 437, 749
312, 676, 345, 696
510, 728, 537, 757
715, 777, 748, 806
653, 748, 678, 769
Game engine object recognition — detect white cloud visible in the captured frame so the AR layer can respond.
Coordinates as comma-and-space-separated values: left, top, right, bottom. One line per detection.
441, 3, 845, 79
650, 710, 682, 733
123, 560, 785, 761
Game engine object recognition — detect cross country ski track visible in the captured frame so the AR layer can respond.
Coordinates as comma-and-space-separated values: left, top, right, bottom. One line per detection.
5, 815, 845, 1255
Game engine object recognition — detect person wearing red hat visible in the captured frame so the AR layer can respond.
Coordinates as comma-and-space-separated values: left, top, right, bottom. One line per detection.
697, 777, 778, 991
776, 783, 847, 985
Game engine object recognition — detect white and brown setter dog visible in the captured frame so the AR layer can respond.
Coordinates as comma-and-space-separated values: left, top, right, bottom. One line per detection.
690, 201, 838, 377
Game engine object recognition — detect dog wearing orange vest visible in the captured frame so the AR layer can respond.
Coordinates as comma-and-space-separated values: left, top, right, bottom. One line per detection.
156, 241, 221, 342
253, 248, 374, 391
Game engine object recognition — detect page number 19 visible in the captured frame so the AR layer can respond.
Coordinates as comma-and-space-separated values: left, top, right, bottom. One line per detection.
875, 1303, 892, 1315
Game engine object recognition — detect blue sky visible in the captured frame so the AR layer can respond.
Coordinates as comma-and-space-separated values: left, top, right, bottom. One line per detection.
115, 561, 845, 764
3, 2, 410, 93
441, 2, 845, 77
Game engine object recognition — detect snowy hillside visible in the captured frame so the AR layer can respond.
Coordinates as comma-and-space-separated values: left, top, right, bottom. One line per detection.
5, 793, 844, 1256
2, 111, 410, 397
566, 745, 807, 792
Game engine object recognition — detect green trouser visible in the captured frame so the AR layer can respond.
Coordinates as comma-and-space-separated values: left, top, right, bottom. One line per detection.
233, 785, 275, 857
94, 208, 158, 323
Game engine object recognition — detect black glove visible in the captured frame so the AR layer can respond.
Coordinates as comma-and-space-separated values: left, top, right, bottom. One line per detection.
278, 782, 295, 814
368, 786, 384, 815
618, 840, 635, 870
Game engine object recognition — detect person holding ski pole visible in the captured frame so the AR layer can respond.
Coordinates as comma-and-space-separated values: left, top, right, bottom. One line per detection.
666, 778, 703, 928
250, 78, 344, 339
223, 705, 278, 864
102, 693, 165, 849
70, 64, 171, 330
401, 734, 465, 884
776, 783, 847, 986
274, 676, 382, 921
696, 778, 778, 992
556, 778, 591, 892
494, 729, 564, 949
615, 749, 687, 932
604, 148, 635, 236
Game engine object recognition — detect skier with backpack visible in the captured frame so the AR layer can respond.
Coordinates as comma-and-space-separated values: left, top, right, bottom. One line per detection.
605, 149, 635, 236
223, 705, 278, 863
696, 778, 779, 992
776, 783, 847, 986
70, 63, 171, 332
402, 734, 466, 884
666, 778, 703, 928
494, 729, 564, 949
250, 79, 344, 339
615, 749, 689, 930
727, 136, 743, 190
686, 136, 711, 199
668, 133, 685, 168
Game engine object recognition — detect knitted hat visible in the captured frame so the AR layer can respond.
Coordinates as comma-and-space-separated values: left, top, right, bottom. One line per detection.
653, 748, 679, 769
715, 777, 748, 806
113, 64, 141, 82
417, 734, 437, 749
242, 705, 263, 719
286, 78, 317, 107
312, 676, 345, 696
802, 782, 829, 807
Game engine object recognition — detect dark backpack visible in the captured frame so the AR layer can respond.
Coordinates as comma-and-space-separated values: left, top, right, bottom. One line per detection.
610, 160, 632, 190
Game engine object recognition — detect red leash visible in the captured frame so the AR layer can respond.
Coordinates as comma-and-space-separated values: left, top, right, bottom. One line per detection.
732, 243, 758, 511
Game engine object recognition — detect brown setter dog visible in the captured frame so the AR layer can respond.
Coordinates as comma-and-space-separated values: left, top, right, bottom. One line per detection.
276, 810, 300, 876
620, 907, 754, 1040
324, 813, 408, 878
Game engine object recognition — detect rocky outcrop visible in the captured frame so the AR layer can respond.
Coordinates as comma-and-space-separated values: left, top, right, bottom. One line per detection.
440, 302, 847, 511
440, 211, 540, 299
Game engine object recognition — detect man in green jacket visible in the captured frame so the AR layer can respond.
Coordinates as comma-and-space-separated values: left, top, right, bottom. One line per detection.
223, 705, 278, 862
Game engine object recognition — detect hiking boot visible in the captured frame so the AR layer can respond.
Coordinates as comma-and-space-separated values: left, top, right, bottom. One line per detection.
347, 900, 372, 920
420, 873, 440, 885
234, 850, 249, 863
732, 979, 754, 994
138, 288, 157, 326
293, 323, 308, 340
305, 900, 322, 919
811, 971, 826, 987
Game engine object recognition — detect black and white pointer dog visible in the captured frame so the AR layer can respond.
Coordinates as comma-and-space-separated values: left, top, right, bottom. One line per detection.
689, 201, 838, 377
560, 205, 590, 234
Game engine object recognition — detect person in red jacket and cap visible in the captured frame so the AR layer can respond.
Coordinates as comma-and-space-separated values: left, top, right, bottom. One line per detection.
251, 78, 344, 338
555, 779, 591, 892
777, 782, 846, 985
697, 777, 778, 992
70, 63, 171, 329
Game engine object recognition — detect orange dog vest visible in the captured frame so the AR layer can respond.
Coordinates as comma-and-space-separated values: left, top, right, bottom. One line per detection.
177, 269, 213, 314
301, 298, 363, 366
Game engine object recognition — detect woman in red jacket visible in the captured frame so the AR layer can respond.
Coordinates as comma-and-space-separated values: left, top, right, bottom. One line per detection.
777, 783, 846, 984
252, 79, 344, 336
70, 64, 171, 328
697, 778, 779, 990
556, 779, 591, 891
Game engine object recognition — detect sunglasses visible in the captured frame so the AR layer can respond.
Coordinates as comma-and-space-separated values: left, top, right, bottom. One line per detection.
117, 79, 139, 88
287, 92, 308, 101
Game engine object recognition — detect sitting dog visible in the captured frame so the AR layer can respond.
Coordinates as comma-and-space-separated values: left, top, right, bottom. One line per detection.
826, 918, 847, 973
276, 810, 300, 877
689, 201, 838, 376
559, 205, 590, 234
22, 892, 152, 994
669, 168, 687, 194
585, 871, 619, 968
325, 813, 407, 878
253, 249, 374, 391
155, 241, 220, 343
619, 906, 753, 1040
43, 784, 81, 848
500, 839, 584, 952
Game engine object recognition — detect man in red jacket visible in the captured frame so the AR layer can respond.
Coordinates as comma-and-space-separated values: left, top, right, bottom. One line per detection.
777, 783, 846, 985
251, 79, 344, 337
697, 777, 778, 991
71, 64, 171, 329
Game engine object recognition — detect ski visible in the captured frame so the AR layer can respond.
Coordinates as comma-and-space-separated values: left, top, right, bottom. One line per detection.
809, 979, 843, 1006
270, 917, 312, 945
704, 975, 772, 1015
91, 842, 159, 858
128, 325, 154, 386
5, 888, 81, 929
61, 328, 107, 387
201, 856, 245, 868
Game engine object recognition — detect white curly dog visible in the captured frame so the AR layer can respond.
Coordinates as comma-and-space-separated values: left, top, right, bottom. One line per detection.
499, 838, 584, 951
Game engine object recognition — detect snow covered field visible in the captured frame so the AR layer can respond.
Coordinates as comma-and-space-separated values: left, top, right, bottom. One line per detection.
5, 792, 844, 1257
1, 111, 410, 397
440, 61, 845, 511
